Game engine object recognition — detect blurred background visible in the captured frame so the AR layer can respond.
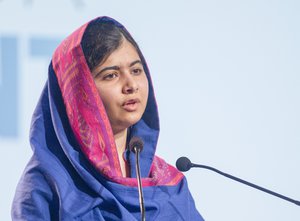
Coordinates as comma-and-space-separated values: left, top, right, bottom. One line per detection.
1, 1, 299, 220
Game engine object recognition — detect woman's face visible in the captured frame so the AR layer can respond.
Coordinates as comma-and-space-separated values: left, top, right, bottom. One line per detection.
92, 39, 149, 134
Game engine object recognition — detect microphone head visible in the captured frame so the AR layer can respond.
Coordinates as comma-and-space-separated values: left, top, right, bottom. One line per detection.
129, 137, 144, 153
176, 157, 192, 172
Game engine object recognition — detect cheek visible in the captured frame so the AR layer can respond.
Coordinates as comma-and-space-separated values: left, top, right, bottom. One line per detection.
141, 78, 149, 104
96, 85, 117, 112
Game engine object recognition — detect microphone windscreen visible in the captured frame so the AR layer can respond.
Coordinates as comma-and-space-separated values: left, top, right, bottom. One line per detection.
129, 137, 144, 153
176, 157, 192, 172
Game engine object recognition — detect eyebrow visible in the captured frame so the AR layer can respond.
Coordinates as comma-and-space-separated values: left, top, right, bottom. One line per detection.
95, 60, 142, 77
129, 60, 142, 67
96, 66, 120, 77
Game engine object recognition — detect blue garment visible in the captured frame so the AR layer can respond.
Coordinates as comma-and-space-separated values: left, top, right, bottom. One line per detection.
12, 17, 204, 221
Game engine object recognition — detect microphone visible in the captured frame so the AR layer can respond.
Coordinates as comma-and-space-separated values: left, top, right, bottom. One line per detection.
176, 156, 300, 206
129, 137, 146, 221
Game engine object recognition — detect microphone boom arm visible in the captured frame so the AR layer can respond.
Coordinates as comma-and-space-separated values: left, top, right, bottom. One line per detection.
192, 163, 300, 206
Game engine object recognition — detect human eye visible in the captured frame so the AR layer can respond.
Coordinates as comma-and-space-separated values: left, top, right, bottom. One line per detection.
132, 67, 143, 76
103, 72, 118, 80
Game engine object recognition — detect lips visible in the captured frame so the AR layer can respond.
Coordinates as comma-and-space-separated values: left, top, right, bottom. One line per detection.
122, 99, 140, 112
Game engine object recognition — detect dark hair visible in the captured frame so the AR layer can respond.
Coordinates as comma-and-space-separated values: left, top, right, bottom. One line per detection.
81, 17, 141, 72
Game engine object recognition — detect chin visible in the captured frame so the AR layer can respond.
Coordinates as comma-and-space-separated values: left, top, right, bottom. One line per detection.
121, 114, 143, 129
110, 110, 145, 133
127, 117, 142, 127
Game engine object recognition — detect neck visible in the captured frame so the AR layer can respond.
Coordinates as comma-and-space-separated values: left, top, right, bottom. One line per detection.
114, 129, 129, 177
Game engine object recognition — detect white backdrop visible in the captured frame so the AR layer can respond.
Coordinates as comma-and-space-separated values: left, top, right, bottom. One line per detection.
1, 1, 300, 220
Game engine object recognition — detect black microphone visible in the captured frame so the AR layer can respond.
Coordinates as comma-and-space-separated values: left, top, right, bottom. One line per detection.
176, 156, 300, 206
129, 137, 146, 221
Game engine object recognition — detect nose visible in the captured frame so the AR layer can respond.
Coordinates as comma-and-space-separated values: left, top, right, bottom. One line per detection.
122, 73, 138, 94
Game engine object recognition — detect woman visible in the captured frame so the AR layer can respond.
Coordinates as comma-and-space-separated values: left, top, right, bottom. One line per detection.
12, 16, 204, 221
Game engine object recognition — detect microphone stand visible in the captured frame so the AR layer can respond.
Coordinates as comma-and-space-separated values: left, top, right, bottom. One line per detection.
134, 146, 146, 221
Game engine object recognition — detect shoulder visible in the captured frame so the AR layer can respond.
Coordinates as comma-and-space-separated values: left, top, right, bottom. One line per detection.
12, 157, 55, 220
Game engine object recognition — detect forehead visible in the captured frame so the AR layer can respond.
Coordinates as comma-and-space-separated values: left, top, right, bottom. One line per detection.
100, 40, 141, 67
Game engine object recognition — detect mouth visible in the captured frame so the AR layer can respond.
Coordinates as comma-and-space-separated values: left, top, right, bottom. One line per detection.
122, 99, 140, 112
